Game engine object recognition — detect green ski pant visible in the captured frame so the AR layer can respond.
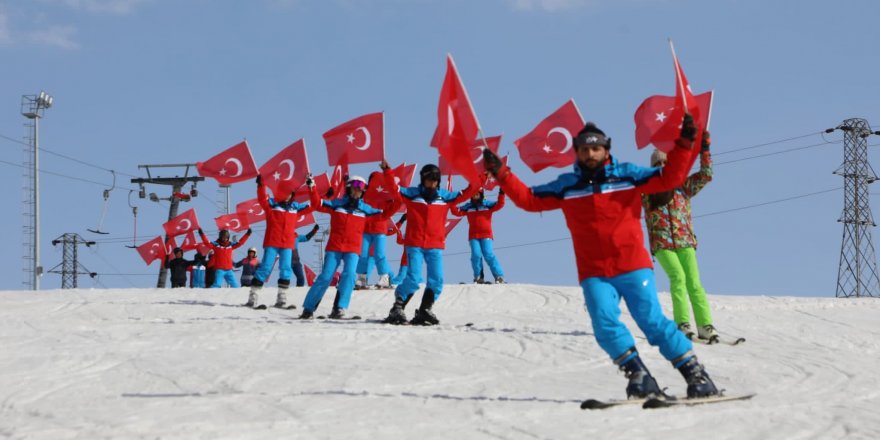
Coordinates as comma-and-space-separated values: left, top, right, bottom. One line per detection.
655, 247, 713, 326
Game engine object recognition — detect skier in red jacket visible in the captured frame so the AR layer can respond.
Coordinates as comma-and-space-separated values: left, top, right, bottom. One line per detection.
199, 228, 252, 288
450, 187, 506, 284
483, 115, 719, 399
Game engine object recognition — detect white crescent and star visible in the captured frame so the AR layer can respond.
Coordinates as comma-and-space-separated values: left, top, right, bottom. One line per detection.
250, 204, 265, 216
224, 158, 244, 177
349, 127, 372, 151
447, 105, 455, 135
178, 219, 192, 230
278, 159, 296, 181
228, 219, 241, 229
547, 127, 574, 154
150, 243, 160, 255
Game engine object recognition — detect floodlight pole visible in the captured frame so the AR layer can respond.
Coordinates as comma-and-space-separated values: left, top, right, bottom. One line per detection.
21, 91, 53, 291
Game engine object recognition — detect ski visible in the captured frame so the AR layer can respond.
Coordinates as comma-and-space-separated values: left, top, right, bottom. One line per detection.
272, 304, 298, 310
317, 315, 363, 321
643, 392, 756, 409
690, 335, 746, 346
580, 397, 654, 410
241, 304, 267, 310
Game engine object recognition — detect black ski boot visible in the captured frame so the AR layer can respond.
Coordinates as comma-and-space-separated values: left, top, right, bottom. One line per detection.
619, 353, 662, 399
299, 310, 314, 320
329, 307, 346, 319
382, 295, 411, 325
676, 354, 719, 398
410, 289, 439, 326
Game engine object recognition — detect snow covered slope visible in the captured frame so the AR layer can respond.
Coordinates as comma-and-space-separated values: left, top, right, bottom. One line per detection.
2, 285, 879, 439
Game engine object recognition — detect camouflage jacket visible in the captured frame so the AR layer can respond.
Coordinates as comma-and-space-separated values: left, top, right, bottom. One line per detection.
642, 150, 712, 254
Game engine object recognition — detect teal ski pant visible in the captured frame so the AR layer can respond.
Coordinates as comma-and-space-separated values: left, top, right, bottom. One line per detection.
655, 247, 713, 326
581, 268, 692, 364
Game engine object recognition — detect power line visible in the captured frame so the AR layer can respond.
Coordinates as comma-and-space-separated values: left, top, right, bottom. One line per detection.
0, 158, 137, 189
714, 140, 839, 166
0, 132, 139, 178
713, 131, 826, 156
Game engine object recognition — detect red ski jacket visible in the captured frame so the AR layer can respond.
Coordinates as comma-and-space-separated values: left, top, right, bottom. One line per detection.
364, 198, 401, 234
258, 183, 314, 249
450, 193, 505, 240
389, 182, 478, 250
309, 184, 392, 254
495, 141, 697, 281
200, 230, 251, 270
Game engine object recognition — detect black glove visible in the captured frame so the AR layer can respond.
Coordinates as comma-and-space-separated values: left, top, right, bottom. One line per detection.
305, 174, 314, 188
325, 187, 335, 198
312, 224, 320, 233
483, 149, 503, 176
399, 213, 407, 223
198, 228, 204, 235
680, 113, 696, 141
499, 189, 504, 195
701, 131, 711, 152
246, 228, 252, 235
379, 159, 391, 171
256, 174, 262, 186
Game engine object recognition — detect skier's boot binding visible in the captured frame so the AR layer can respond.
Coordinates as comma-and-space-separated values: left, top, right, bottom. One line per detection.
677, 322, 696, 340
382, 296, 409, 325
619, 353, 662, 399
410, 289, 439, 326
697, 324, 719, 342
676, 354, 719, 398
299, 310, 314, 320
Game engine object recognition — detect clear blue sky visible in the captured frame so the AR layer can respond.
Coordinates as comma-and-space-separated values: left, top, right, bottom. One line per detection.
1, 0, 878, 296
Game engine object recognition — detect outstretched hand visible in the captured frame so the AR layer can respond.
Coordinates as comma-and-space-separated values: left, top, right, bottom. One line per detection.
305, 173, 314, 188
256, 174, 262, 186
198, 228, 204, 235
379, 159, 390, 171
312, 224, 320, 232
680, 113, 697, 141
483, 148, 503, 176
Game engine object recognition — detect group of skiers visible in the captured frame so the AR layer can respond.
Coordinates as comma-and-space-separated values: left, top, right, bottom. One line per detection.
165, 112, 723, 400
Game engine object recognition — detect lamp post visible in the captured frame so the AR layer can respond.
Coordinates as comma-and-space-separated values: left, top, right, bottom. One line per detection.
21, 91, 53, 291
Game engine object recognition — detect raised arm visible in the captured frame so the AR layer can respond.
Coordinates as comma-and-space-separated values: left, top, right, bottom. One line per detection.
487, 192, 506, 213
639, 115, 699, 195
682, 133, 713, 198
231, 229, 252, 250
449, 203, 465, 217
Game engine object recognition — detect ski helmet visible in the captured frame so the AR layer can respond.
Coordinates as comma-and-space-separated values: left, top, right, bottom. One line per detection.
420, 164, 441, 184
346, 175, 367, 190
248, 247, 257, 254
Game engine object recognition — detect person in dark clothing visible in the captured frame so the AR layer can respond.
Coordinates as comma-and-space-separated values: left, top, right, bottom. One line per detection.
204, 251, 216, 289
293, 224, 320, 287
234, 247, 260, 287
165, 247, 194, 288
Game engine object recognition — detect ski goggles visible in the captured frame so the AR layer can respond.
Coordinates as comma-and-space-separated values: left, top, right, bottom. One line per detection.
348, 180, 366, 190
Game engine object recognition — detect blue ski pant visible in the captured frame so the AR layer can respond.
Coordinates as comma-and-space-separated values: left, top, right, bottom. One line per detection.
581, 268, 692, 364
391, 264, 408, 286
469, 238, 504, 279
356, 233, 391, 276
292, 262, 306, 287
254, 247, 292, 284
211, 269, 240, 288
192, 268, 205, 288
394, 247, 443, 301
303, 251, 359, 312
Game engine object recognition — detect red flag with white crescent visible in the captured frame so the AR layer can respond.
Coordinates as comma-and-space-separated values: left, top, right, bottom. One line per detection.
304, 264, 317, 286
323, 112, 385, 166
162, 208, 201, 238
513, 99, 585, 173
483, 155, 509, 191
235, 198, 266, 225
196, 140, 259, 185
296, 211, 316, 228
431, 54, 482, 186
439, 136, 501, 176
215, 212, 250, 233
634, 91, 713, 152
259, 139, 311, 200
364, 163, 415, 208
444, 217, 463, 237
179, 230, 200, 251
135, 235, 166, 266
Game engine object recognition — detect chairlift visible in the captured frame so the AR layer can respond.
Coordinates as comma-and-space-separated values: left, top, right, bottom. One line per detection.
124, 189, 140, 249
88, 171, 116, 235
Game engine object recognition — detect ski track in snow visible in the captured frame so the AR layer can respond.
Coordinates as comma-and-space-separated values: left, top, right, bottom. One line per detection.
2, 285, 880, 439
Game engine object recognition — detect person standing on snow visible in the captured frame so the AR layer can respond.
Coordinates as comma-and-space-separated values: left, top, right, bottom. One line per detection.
450, 187, 506, 284
234, 247, 260, 287
355, 171, 399, 290
293, 224, 320, 287
382, 163, 478, 325
483, 115, 720, 399
643, 133, 718, 341
246, 175, 315, 309
299, 167, 398, 319
199, 228, 252, 288
191, 251, 208, 288
165, 247, 194, 288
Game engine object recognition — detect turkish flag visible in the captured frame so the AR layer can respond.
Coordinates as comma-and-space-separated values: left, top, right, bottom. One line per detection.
483, 155, 509, 191
259, 139, 311, 199
364, 163, 415, 208
445, 174, 454, 192
135, 235, 165, 266
162, 208, 201, 238
514, 99, 585, 173
431, 54, 482, 186
215, 212, 250, 233
296, 211, 316, 228
294, 172, 335, 203
636, 42, 702, 152
439, 136, 501, 176
304, 264, 317, 286
634, 91, 713, 152
444, 217, 463, 237
235, 198, 266, 225
196, 140, 259, 185
164, 236, 178, 257
324, 112, 385, 166
179, 230, 200, 251
330, 164, 346, 195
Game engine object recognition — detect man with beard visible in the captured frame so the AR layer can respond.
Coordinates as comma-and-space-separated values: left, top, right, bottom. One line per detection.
482, 116, 720, 399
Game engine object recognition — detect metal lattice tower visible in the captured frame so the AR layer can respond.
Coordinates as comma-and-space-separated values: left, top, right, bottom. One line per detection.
48, 233, 97, 289
21, 120, 36, 290
20, 91, 53, 290
834, 118, 880, 297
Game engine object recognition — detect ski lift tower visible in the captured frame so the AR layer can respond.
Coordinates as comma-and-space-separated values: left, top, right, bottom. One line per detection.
21, 91, 53, 290
131, 164, 203, 288
831, 118, 880, 297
